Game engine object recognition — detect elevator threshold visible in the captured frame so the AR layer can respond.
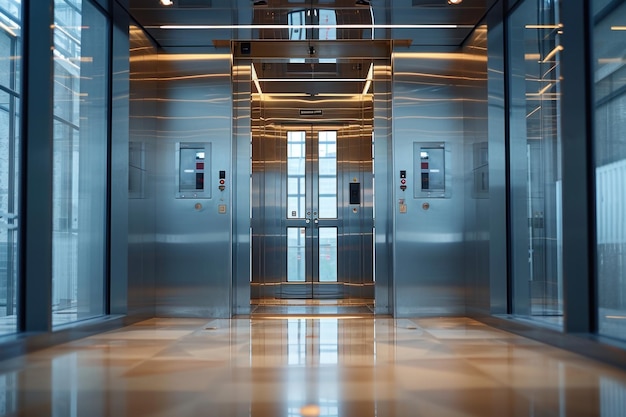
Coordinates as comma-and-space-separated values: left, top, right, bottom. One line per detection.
248, 299, 376, 318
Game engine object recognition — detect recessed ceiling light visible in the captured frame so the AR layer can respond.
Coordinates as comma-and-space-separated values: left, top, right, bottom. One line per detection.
160, 0, 174, 6
447, 0, 463, 4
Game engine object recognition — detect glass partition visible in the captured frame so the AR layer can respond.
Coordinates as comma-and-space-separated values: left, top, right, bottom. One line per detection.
593, 0, 626, 340
0, 0, 20, 336
52, 0, 109, 326
508, 0, 563, 328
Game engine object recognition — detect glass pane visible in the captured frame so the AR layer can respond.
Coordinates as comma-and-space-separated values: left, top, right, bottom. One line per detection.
52, 0, 109, 326
0, 1, 21, 336
287, 228, 306, 282
287, 131, 306, 219
318, 131, 337, 219
0, 2, 20, 88
508, 0, 563, 327
594, 0, 626, 339
319, 227, 337, 282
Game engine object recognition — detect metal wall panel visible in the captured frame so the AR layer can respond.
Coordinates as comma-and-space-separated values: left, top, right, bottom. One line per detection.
125, 22, 158, 318
373, 63, 394, 315
155, 54, 232, 318
110, 5, 131, 316
232, 62, 252, 316
485, 7, 508, 315
461, 26, 491, 316
392, 50, 467, 317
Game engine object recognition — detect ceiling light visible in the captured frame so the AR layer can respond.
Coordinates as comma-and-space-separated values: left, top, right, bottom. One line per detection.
447, 0, 463, 4
160, 0, 173, 5
156, 24, 471, 30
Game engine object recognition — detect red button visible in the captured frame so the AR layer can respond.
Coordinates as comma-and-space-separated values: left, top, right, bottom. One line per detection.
219, 179, 225, 185
401, 179, 406, 184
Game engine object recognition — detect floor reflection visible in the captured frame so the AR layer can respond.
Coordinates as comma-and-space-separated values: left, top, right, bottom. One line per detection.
1, 317, 626, 416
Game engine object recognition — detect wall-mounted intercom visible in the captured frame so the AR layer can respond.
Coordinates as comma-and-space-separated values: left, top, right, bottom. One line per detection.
349, 182, 361, 205
413, 142, 449, 198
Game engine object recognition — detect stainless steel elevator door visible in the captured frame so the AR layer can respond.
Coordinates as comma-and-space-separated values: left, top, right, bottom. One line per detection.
252, 124, 374, 300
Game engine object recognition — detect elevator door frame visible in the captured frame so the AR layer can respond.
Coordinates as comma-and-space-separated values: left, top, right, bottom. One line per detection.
251, 122, 374, 301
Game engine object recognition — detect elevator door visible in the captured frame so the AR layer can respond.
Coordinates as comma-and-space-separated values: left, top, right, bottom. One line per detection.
252, 124, 373, 300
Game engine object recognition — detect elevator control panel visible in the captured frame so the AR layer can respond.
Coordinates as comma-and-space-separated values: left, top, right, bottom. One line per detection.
176, 142, 211, 199
219, 170, 226, 191
400, 170, 407, 191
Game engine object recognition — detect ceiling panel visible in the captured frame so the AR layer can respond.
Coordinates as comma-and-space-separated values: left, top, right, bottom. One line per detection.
128, 0, 494, 48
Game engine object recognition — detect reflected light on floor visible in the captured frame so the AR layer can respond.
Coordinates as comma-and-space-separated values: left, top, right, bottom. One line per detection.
300, 404, 321, 417
3, 317, 626, 417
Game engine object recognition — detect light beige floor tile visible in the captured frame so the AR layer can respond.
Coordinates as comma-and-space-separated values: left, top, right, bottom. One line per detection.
2, 317, 626, 417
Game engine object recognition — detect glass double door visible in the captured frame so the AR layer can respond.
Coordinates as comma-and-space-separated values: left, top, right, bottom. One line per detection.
285, 129, 339, 297
251, 124, 374, 300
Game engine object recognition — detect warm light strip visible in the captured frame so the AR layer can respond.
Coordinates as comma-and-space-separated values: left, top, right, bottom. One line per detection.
362, 63, 374, 95
255, 316, 366, 320
526, 106, 541, 118
251, 64, 263, 95
542, 45, 564, 63
537, 82, 554, 95
525, 24, 563, 29
258, 78, 366, 82
158, 53, 232, 61
610, 26, 626, 30
394, 52, 487, 62
156, 24, 472, 30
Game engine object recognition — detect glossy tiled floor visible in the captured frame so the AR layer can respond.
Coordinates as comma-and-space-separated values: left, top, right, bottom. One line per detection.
2, 317, 626, 416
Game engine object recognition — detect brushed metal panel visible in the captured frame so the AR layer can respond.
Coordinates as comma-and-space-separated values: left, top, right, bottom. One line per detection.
485, 12, 508, 315
127, 23, 158, 318
110, 5, 131, 316
392, 49, 467, 317
461, 25, 490, 317
155, 55, 232, 318
373, 63, 394, 315
232, 63, 252, 315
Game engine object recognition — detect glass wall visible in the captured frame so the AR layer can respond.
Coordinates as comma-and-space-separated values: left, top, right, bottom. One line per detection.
594, 0, 626, 340
508, 0, 564, 328
52, 0, 108, 326
0, 0, 20, 336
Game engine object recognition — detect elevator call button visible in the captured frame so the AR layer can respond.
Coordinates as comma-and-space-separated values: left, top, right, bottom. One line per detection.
219, 170, 226, 191
400, 170, 407, 191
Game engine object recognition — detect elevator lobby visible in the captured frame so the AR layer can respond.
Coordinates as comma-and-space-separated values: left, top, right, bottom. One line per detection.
3, 0, 626, 415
